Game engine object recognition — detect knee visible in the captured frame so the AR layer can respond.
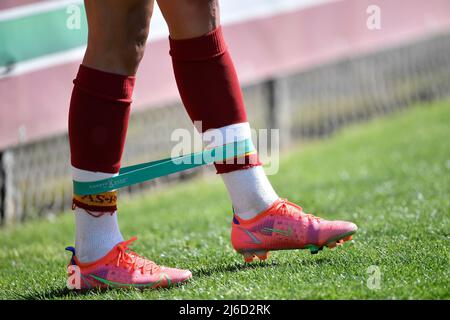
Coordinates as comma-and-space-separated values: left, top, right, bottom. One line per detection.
179, 0, 219, 23
116, 25, 150, 72
182, 0, 216, 11
120, 6, 153, 68
85, 6, 153, 74
161, 0, 219, 39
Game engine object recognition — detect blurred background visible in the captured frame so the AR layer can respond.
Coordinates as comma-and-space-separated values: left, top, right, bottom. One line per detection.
1, 0, 449, 225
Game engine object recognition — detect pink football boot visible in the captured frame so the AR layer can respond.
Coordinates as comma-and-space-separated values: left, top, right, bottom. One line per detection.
66, 237, 192, 290
231, 198, 357, 262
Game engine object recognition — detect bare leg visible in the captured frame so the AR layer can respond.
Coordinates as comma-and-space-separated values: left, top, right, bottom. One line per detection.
157, 0, 219, 40
83, 0, 154, 75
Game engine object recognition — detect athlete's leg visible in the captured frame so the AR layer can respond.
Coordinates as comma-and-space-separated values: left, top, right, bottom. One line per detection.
159, 0, 357, 262
157, 0, 219, 40
158, 0, 276, 218
83, 0, 153, 75
68, 1, 191, 289
70, 0, 153, 263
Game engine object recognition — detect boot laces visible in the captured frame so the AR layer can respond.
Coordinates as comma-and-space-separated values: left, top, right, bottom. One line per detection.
116, 237, 159, 274
278, 198, 322, 223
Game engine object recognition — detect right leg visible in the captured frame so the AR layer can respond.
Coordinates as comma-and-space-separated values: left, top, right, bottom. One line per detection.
68, 0, 191, 289
160, 0, 357, 264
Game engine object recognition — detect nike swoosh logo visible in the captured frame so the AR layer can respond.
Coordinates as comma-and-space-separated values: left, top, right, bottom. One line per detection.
89, 273, 170, 288
262, 226, 293, 237
240, 227, 262, 244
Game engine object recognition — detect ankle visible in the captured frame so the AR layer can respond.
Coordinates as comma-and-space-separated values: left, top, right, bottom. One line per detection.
74, 209, 124, 263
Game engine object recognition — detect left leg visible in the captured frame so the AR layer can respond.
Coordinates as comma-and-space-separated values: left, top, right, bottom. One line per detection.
157, 0, 219, 40
159, 0, 358, 262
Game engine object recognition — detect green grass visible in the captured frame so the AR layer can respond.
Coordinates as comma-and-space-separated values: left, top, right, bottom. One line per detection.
1, 100, 449, 300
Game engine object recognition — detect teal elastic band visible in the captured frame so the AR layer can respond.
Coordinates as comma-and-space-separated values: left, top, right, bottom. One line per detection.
73, 139, 255, 195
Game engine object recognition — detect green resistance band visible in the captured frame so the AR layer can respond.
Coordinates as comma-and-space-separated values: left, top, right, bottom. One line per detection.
73, 138, 255, 195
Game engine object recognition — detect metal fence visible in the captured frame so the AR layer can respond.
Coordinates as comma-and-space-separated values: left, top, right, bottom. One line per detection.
1, 31, 450, 225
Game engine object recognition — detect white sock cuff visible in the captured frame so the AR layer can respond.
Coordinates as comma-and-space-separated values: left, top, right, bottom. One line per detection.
202, 122, 252, 149
221, 166, 279, 219
71, 166, 118, 182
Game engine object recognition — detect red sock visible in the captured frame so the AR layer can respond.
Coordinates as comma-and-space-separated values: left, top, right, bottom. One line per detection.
68, 65, 135, 174
169, 27, 261, 174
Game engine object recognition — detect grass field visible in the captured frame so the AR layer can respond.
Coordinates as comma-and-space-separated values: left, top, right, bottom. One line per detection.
0, 100, 449, 300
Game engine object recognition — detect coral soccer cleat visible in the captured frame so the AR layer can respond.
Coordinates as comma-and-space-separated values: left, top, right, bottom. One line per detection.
65, 237, 192, 290
231, 198, 358, 262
